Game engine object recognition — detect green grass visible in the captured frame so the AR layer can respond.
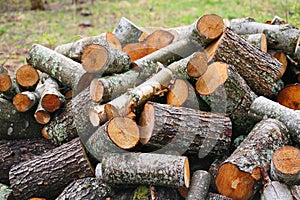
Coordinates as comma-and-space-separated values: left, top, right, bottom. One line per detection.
0, 0, 299, 70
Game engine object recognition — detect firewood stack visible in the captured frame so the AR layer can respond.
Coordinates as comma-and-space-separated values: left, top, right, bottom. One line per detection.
0, 14, 299, 200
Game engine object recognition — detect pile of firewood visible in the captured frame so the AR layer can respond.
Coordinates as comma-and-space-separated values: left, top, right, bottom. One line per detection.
0, 13, 300, 200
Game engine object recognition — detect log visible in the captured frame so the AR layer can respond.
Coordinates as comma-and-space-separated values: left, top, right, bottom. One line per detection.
81, 43, 130, 74
34, 99, 51, 124
42, 87, 96, 145
0, 74, 20, 100
0, 138, 55, 185
26, 43, 91, 94
54, 32, 122, 61
101, 152, 190, 188
270, 145, 300, 185
123, 42, 157, 62
208, 157, 227, 193
269, 51, 288, 77
139, 102, 232, 157
291, 185, 300, 200
0, 65, 8, 74
15, 64, 40, 91
277, 83, 300, 110
186, 170, 211, 200
0, 183, 13, 200
13, 91, 39, 112
270, 15, 285, 25
241, 33, 267, 52
261, 181, 293, 200
196, 64, 258, 134
215, 119, 290, 200
205, 27, 283, 97
186, 51, 208, 78
206, 193, 232, 200
249, 96, 300, 145
55, 177, 111, 200
0, 98, 42, 139
9, 137, 94, 200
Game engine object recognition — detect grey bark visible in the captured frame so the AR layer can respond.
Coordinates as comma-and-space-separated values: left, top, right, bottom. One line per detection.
261, 181, 293, 200
291, 185, 300, 200
186, 170, 211, 200
206, 193, 232, 200
0, 183, 13, 200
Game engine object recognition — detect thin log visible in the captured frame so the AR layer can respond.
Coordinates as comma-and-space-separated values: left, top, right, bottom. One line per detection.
277, 83, 300, 110
13, 91, 39, 112
270, 145, 300, 185
123, 42, 157, 62
205, 27, 283, 97
290, 185, 300, 200
101, 152, 190, 188
0, 98, 42, 139
269, 51, 288, 77
15, 64, 40, 91
0, 74, 20, 100
0, 183, 13, 200
241, 33, 267, 52
186, 170, 211, 200
34, 99, 51, 125
139, 102, 232, 157
249, 96, 300, 145
55, 177, 111, 200
215, 119, 290, 200
261, 181, 293, 200
0, 138, 55, 185
186, 51, 208, 78
9, 137, 94, 200
206, 193, 232, 200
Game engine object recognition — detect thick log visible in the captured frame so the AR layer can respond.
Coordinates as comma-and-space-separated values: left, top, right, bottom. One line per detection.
13, 91, 39, 112
291, 185, 300, 200
205, 27, 282, 97
54, 32, 121, 61
277, 83, 300, 110
42, 87, 96, 145
196, 64, 257, 134
0, 138, 55, 185
208, 157, 227, 193
101, 152, 190, 188
55, 177, 111, 200
261, 181, 293, 200
0, 183, 13, 200
0, 74, 20, 100
241, 33, 267, 52
15, 64, 39, 91
0, 98, 42, 139
186, 170, 211, 200
81, 44, 130, 74
123, 42, 157, 62
215, 119, 290, 200
139, 102, 232, 157
270, 145, 300, 185
9, 137, 94, 200
26, 43, 91, 94
249, 96, 300, 145
206, 193, 232, 200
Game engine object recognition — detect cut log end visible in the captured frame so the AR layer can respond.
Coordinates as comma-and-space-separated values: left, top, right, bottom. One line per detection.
167, 79, 189, 107
277, 84, 300, 110
107, 117, 139, 149
186, 51, 208, 78
216, 163, 256, 200
197, 14, 224, 40
144, 30, 174, 49
34, 110, 51, 125
195, 62, 228, 95
16, 65, 39, 88
260, 33, 268, 52
81, 44, 109, 73
184, 157, 190, 188
0, 74, 12, 92
42, 127, 51, 140
271, 51, 287, 78
41, 94, 62, 113
90, 78, 104, 103
139, 102, 155, 145
123, 42, 157, 62
89, 105, 106, 127
106, 32, 122, 50
13, 93, 34, 112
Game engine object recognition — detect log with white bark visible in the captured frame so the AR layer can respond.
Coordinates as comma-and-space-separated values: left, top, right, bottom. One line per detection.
186, 170, 211, 200
261, 181, 293, 200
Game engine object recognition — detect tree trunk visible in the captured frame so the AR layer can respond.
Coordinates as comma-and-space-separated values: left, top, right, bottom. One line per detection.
249, 96, 300, 145
55, 177, 111, 200
205, 27, 282, 97
215, 119, 290, 200
101, 152, 190, 188
241, 33, 267, 52
277, 83, 300, 110
0, 98, 42, 139
0, 183, 13, 200
30, 0, 45, 10
0, 74, 20, 100
261, 181, 293, 200
186, 170, 211, 200
15, 64, 40, 91
139, 102, 232, 157
9, 137, 94, 200
270, 145, 300, 185
13, 91, 39, 112
0, 138, 55, 185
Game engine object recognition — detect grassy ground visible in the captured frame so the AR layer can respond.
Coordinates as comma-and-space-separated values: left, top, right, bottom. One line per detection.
0, 0, 299, 72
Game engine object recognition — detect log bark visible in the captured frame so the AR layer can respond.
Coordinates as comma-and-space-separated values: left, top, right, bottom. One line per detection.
0, 65, 8, 74
206, 193, 232, 200
197, 64, 258, 135
13, 91, 39, 112
101, 152, 190, 188
277, 83, 300, 110
291, 185, 300, 200
186, 170, 211, 200
9, 137, 94, 200
249, 96, 300, 145
215, 119, 290, 200
15, 64, 40, 91
26, 43, 91, 94
261, 181, 293, 200
270, 145, 300, 185
241, 33, 267, 52
139, 102, 232, 157
0, 138, 55, 185
55, 177, 111, 200
0, 98, 42, 139
81, 44, 130, 74
0, 74, 20, 100
205, 27, 283, 97
0, 183, 13, 200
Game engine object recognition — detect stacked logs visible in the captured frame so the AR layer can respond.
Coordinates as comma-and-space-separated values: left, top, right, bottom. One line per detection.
0, 14, 300, 200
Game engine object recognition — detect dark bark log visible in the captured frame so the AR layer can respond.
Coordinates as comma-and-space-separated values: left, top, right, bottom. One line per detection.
215, 119, 291, 200
0, 74, 20, 100
139, 102, 232, 157
290, 185, 300, 200
249, 96, 300, 145
206, 193, 232, 200
0, 98, 42, 139
205, 27, 282, 97
9, 137, 94, 200
0, 138, 55, 185
186, 170, 211, 200
261, 181, 293, 200
0, 183, 13, 200
16, 64, 40, 91
101, 152, 190, 188
55, 177, 111, 200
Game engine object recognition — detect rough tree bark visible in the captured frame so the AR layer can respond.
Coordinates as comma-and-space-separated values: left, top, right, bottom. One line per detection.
0, 183, 13, 200
186, 170, 211, 200
261, 181, 293, 200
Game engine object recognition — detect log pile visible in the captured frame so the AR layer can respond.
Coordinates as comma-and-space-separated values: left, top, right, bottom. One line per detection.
0, 14, 300, 200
